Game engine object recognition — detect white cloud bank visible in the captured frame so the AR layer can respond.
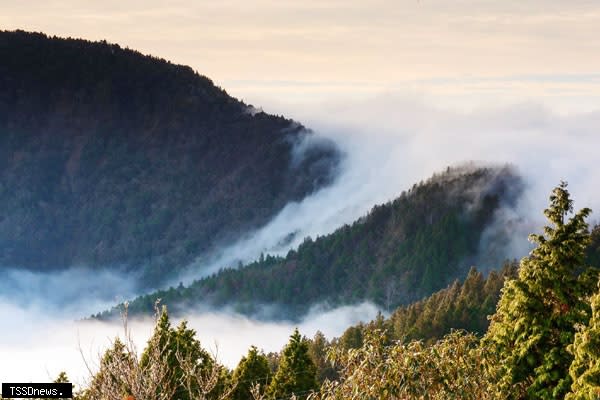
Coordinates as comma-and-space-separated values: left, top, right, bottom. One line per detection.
2, 91, 599, 389
0, 300, 378, 386
178, 93, 600, 284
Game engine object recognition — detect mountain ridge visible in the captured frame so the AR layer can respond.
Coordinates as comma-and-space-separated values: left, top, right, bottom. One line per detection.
98, 164, 525, 320
0, 30, 341, 285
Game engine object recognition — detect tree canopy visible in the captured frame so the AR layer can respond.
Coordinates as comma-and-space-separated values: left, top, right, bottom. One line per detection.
267, 329, 318, 400
485, 182, 596, 399
230, 346, 271, 400
567, 281, 600, 399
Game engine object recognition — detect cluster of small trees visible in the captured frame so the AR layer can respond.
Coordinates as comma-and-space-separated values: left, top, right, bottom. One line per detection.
76, 306, 319, 400
334, 262, 517, 349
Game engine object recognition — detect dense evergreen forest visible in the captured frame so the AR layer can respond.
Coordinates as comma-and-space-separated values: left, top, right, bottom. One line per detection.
9, 182, 600, 400
337, 226, 599, 349
4, 30, 600, 400
335, 262, 518, 349
0, 31, 339, 284
98, 165, 524, 319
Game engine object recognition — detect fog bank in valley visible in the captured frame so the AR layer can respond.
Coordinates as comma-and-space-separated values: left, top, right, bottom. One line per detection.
178, 95, 600, 284
0, 297, 378, 385
3, 92, 600, 386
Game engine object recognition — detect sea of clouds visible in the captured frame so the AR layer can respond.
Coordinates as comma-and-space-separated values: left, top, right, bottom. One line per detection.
2, 91, 600, 386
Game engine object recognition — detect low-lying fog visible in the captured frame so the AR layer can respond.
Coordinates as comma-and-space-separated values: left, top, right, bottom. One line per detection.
0, 296, 378, 386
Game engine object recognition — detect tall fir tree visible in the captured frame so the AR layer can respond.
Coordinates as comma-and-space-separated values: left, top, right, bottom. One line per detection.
566, 282, 600, 399
308, 331, 337, 383
86, 337, 133, 399
230, 346, 271, 400
140, 306, 214, 400
267, 329, 318, 400
484, 182, 594, 399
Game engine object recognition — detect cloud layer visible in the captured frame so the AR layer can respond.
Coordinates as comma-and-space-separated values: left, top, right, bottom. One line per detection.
178, 93, 600, 285
2, 91, 599, 388
0, 300, 378, 386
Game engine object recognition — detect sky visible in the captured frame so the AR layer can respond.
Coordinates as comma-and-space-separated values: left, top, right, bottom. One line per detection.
3, 0, 600, 110
3, 0, 600, 386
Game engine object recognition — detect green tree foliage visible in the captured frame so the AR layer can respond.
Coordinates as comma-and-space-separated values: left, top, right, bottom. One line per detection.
85, 305, 229, 400
230, 346, 271, 400
116, 166, 524, 320
267, 329, 318, 400
86, 337, 134, 399
46, 184, 600, 400
314, 330, 496, 400
0, 30, 339, 285
335, 263, 516, 348
140, 306, 217, 400
586, 226, 600, 269
567, 282, 600, 399
392, 263, 517, 342
484, 182, 595, 399
337, 325, 365, 351
307, 331, 338, 384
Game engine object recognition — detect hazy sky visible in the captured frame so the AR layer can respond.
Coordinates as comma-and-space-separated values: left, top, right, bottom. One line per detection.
3, 0, 600, 109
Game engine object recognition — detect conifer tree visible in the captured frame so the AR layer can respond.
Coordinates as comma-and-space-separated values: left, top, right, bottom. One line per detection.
267, 329, 318, 400
566, 283, 600, 399
484, 182, 593, 399
140, 306, 214, 400
339, 325, 364, 350
86, 337, 133, 399
308, 331, 337, 383
32, 372, 76, 400
230, 346, 271, 400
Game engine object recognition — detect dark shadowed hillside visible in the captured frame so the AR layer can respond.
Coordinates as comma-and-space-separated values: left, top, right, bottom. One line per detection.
105, 165, 525, 319
335, 263, 518, 351
0, 31, 340, 284
337, 229, 600, 348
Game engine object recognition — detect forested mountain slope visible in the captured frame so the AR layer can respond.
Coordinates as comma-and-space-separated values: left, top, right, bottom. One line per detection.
335, 263, 518, 350
337, 228, 600, 350
0, 31, 340, 284
105, 165, 525, 319
67, 183, 600, 400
